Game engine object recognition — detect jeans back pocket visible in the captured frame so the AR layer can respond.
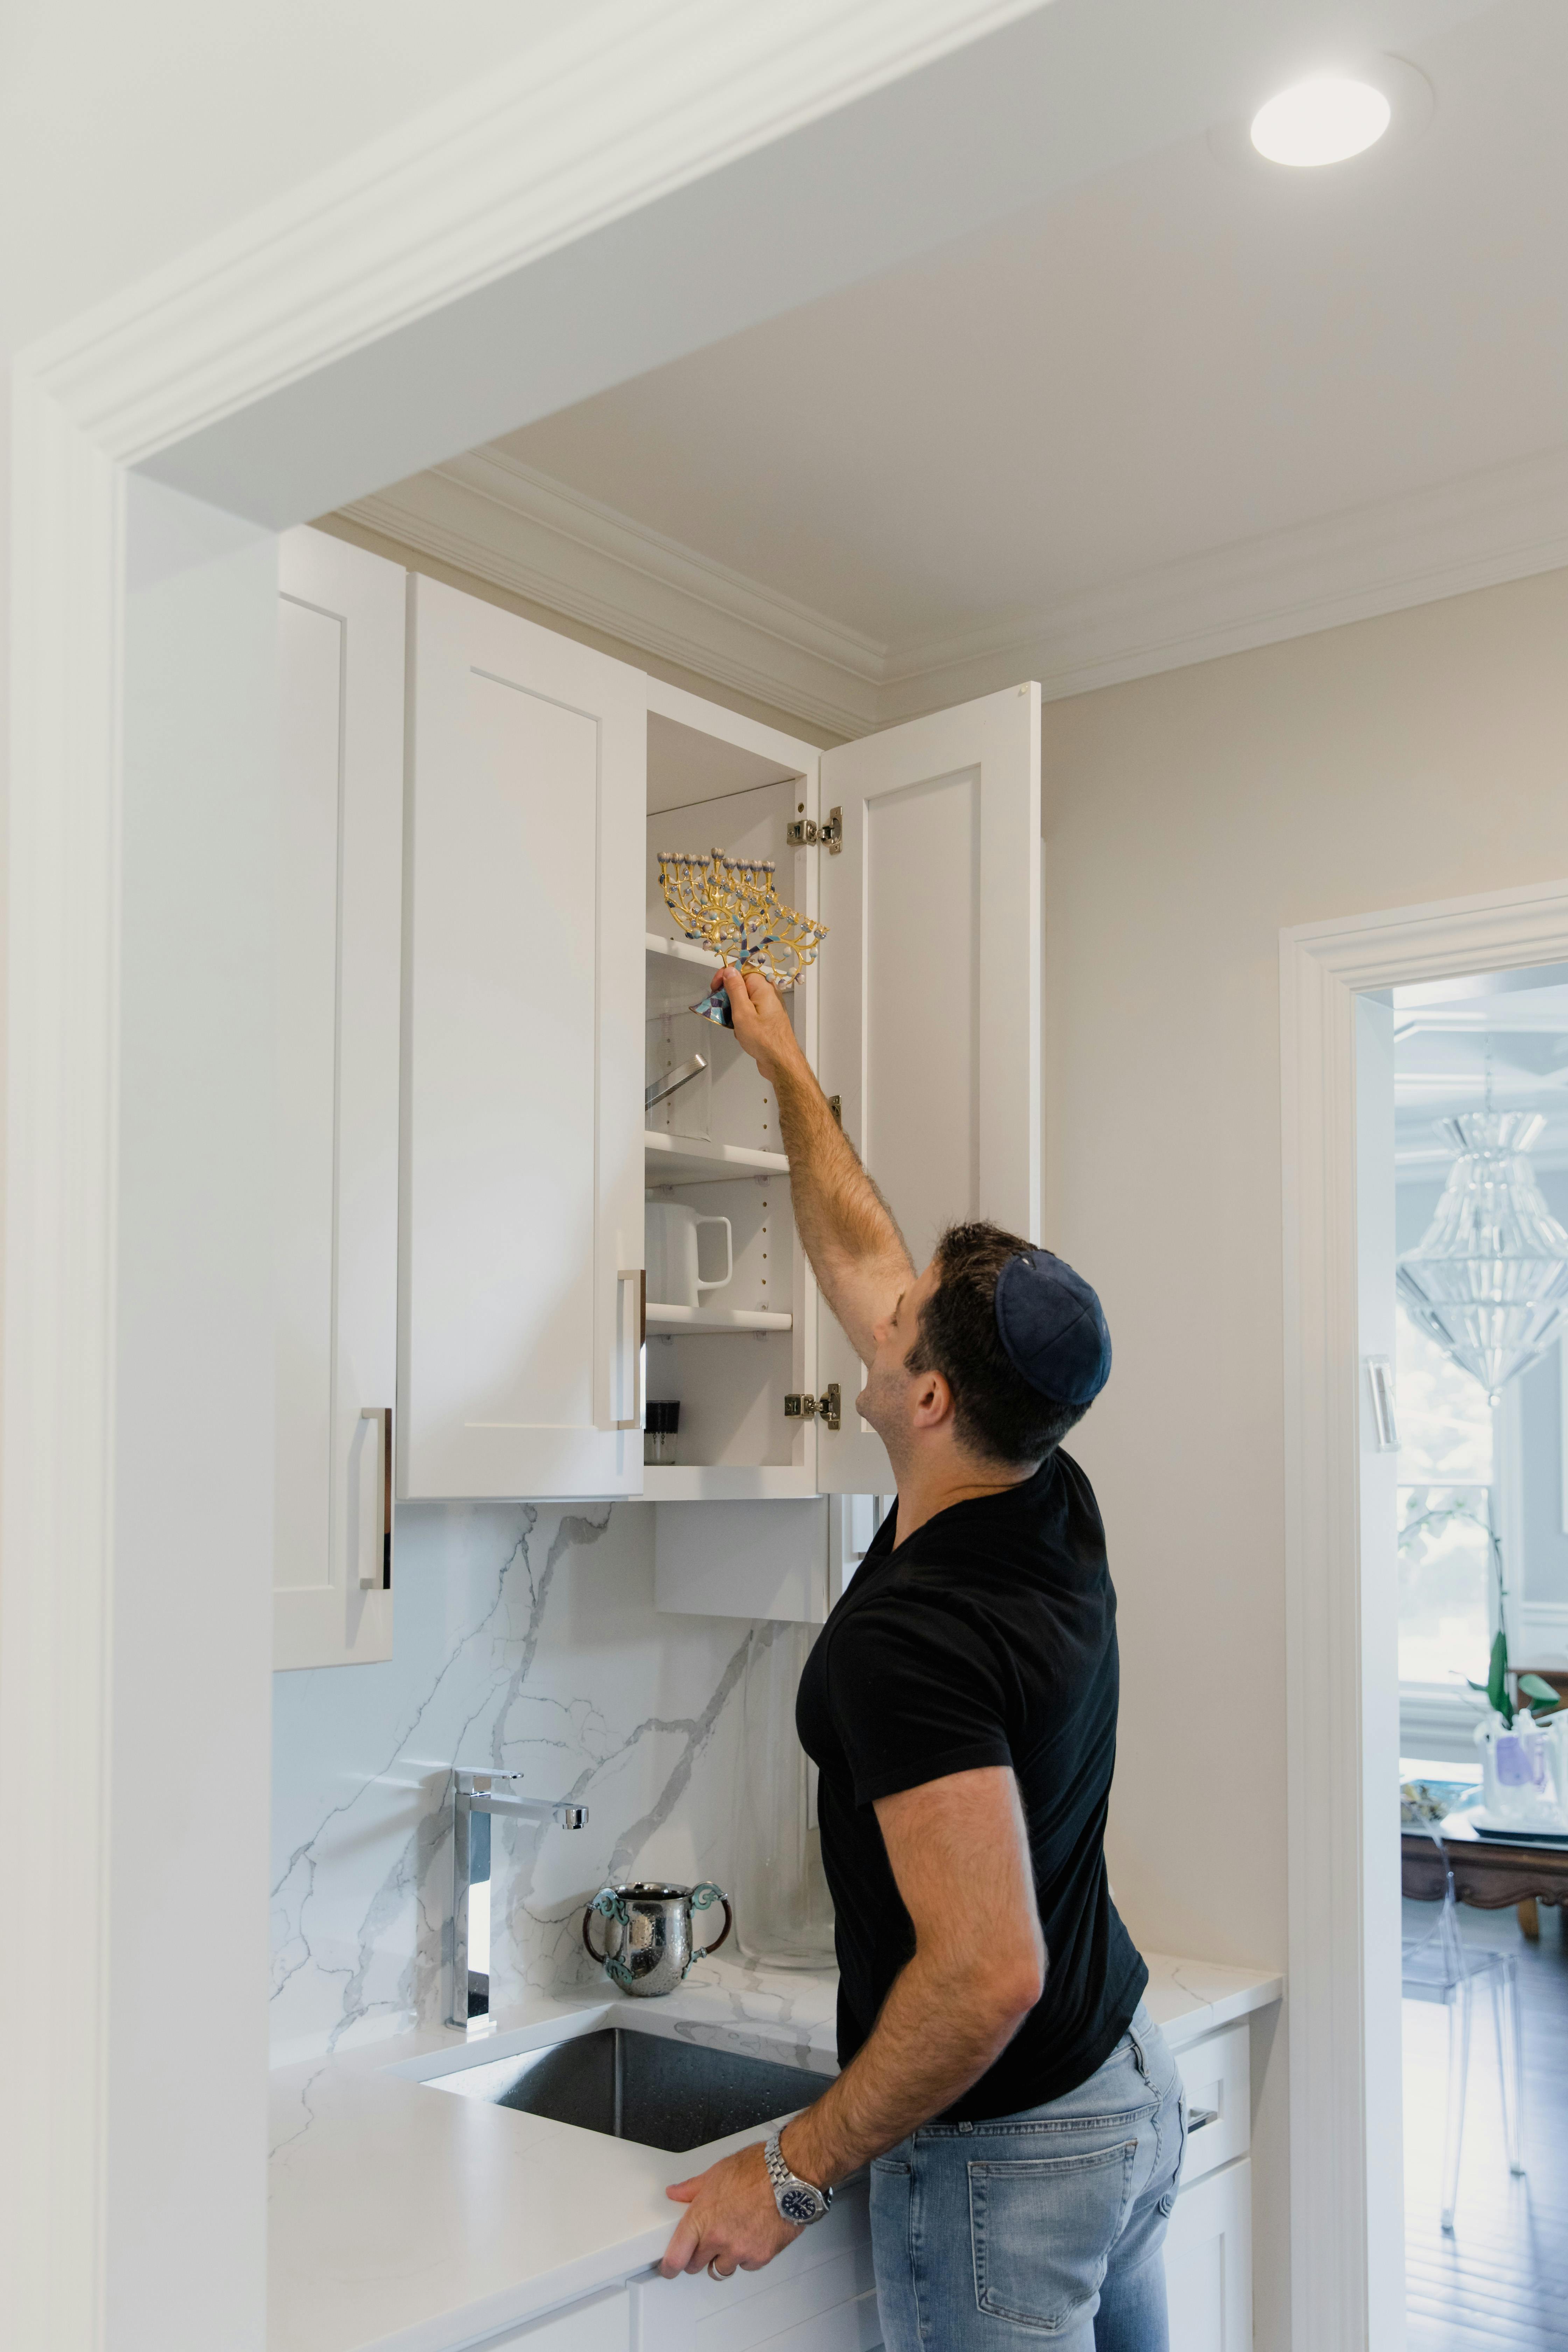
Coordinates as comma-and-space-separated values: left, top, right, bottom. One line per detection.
969, 2139, 1138, 2332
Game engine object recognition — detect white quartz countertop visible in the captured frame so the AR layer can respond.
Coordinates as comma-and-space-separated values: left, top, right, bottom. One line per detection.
269, 1950, 1281, 2352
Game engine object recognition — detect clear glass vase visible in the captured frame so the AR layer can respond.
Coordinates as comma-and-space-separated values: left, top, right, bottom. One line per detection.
733, 1623, 836, 1968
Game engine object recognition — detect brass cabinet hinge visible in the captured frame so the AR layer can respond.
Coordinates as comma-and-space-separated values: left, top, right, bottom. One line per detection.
785, 806, 842, 854
784, 1383, 841, 1431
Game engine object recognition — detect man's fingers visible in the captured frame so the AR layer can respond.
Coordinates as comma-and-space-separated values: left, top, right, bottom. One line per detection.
664, 2177, 700, 2204
658, 2213, 701, 2278
720, 968, 751, 1023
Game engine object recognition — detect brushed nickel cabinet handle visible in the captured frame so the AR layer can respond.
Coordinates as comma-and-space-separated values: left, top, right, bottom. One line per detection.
614, 1270, 646, 1430
359, 1406, 392, 1589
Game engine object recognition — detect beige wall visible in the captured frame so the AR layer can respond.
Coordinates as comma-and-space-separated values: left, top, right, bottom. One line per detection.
1040, 560, 1568, 2345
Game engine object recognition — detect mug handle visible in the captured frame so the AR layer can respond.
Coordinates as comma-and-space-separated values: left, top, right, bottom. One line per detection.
690, 1882, 733, 1958
694, 1216, 733, 1294
582, 1888, 625, 1965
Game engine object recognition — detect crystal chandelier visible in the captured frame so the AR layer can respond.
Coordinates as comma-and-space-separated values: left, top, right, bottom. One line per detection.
1397, 1100, 1568, 1400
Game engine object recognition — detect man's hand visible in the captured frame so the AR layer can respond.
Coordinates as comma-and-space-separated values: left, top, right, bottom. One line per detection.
719, 966, 802, 1086
659, 2140, 799, 2279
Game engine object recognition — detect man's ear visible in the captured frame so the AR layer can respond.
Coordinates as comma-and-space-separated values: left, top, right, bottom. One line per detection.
910, 1367, 953, 1430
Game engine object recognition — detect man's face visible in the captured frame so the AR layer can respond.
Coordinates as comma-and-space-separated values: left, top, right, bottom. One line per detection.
855, 1257, 941, 1447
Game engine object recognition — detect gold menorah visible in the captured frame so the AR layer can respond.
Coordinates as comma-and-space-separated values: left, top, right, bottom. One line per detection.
657, 848, 827, 999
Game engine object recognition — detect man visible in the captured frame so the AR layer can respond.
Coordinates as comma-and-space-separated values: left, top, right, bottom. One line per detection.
659, 967, 1183, 2351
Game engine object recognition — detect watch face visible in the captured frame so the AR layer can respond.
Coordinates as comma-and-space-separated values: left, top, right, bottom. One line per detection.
780, 2186, 822, 2225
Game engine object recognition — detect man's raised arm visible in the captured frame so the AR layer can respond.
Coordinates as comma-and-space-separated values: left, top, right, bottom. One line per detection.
719, 968, 912, 1364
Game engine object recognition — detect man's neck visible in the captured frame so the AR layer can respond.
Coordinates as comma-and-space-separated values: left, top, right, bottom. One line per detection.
890, 1450, 1038, 1548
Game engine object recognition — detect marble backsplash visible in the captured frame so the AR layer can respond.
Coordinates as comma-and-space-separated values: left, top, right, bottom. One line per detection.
270, 1500, 764, 2066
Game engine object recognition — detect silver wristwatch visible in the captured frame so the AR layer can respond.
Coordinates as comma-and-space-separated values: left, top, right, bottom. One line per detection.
764, 2130, 833, 2226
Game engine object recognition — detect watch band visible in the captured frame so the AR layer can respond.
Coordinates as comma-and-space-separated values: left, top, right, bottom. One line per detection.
764, 2130, 833, 2226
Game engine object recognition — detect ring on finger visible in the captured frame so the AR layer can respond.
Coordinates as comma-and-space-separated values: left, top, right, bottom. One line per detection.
707, 2258, 734, 2282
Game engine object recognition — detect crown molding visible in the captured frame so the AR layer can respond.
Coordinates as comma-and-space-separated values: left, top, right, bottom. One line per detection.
880, 440, 1568, 713
343, 450, 887, 736
348, 438, 1568, 733
25, 0, 1045, 464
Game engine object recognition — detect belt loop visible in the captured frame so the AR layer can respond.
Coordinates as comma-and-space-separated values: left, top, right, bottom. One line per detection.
1126, 2021, 1152, 2087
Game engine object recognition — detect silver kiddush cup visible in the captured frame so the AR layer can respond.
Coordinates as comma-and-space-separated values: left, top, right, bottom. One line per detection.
581, 1880, 733, 1996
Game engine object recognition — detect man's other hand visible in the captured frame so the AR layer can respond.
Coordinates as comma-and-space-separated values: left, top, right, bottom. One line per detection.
659, 2141, 800, 2279
721, 967, 799, 1084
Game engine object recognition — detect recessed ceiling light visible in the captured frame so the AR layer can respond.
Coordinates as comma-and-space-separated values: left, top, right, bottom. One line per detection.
1250, 75, 1392, 167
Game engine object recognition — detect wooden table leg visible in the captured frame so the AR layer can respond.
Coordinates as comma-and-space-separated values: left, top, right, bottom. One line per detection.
1518, 1896, 1541, 1940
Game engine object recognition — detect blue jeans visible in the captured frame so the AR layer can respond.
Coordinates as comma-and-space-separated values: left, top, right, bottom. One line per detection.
869, 2003, 1184, 2350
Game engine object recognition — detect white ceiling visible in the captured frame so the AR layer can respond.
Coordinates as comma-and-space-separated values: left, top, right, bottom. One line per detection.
346, 0, 1568, 729
496, 0, 1565, 644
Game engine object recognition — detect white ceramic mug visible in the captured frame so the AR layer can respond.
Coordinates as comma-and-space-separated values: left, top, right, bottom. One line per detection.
645, 1201, 733, 1308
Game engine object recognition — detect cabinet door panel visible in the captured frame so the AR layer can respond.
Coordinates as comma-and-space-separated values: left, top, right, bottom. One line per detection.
273, 528, 403, 1670
402, 577, 644, 1499
816, 686, 1041, 1491
1164, 2157, 1252, 2352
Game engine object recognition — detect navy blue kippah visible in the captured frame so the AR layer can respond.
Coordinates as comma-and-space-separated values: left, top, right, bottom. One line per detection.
994, 1248, 1111, 1406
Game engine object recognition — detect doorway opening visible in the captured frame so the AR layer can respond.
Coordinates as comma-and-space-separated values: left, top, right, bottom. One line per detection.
1365, 959, 1568, 2350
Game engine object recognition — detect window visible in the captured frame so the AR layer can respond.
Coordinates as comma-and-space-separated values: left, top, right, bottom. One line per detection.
1396, 1303, 1494, 1688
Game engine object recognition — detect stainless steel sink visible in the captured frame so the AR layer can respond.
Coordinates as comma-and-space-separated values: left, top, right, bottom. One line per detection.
423, 2027, 823, 2153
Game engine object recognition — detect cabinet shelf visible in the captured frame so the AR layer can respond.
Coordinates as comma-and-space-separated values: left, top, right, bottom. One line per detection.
645, 1302, 792, 1335
644, 1130, 788, 1187
646, 930, 721, 971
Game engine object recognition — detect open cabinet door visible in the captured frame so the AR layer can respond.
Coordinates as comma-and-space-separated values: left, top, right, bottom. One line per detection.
815, 684, 1041, 1492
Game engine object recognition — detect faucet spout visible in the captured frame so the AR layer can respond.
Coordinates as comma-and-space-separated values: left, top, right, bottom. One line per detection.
447, 1772, 590, 2029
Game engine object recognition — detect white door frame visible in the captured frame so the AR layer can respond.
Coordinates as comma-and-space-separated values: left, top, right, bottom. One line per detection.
1281, 874, 1568, 2352
0, 6, 1063, 2343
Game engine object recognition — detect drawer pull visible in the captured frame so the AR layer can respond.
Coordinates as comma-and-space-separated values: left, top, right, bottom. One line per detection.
359, 1406, 392, 1589
1188, 2107, 1219, 2133
614, 1269, 646, 1430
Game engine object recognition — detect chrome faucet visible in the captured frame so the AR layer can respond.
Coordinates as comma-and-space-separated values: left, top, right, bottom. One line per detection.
447, 1770, 588, 2029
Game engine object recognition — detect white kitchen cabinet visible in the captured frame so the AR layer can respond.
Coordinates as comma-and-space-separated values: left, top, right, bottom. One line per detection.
398, 572, 1042, 1517
1172, 2018, 1250, 2185
631, 2177, 878, 2351
815, 685, 1042, 1493
650, 682, 1041, 1610
273, 527, 403, 1670
400, 575, 646, 1500
641, 677, 824, 1500
1164, 2155, 1252, 2352
466, 2282, 630, 2347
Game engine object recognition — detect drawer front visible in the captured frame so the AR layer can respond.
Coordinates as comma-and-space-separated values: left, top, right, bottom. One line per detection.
632, 2176, 876, 2352
477, 2282, 631, 2348
1173, 2019, 1250, 2185
1164, 2157, 1252, 2352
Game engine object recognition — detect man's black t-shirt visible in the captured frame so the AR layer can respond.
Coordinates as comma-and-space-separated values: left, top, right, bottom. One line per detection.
794, 1449, 1147, 2121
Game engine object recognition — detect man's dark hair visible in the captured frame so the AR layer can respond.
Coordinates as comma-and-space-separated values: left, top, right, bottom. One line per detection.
904, 1220, 1091, 1469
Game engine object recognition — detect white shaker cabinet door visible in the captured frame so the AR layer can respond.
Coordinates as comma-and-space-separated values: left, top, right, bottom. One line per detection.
815, 685, 1041, 1492
1163, 2157, 1252, 2352
401, 576, 645, 1500
274, 528, 403, 1669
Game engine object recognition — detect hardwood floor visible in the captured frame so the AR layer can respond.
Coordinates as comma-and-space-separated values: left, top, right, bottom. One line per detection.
1405, 1896, 1568, 2351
